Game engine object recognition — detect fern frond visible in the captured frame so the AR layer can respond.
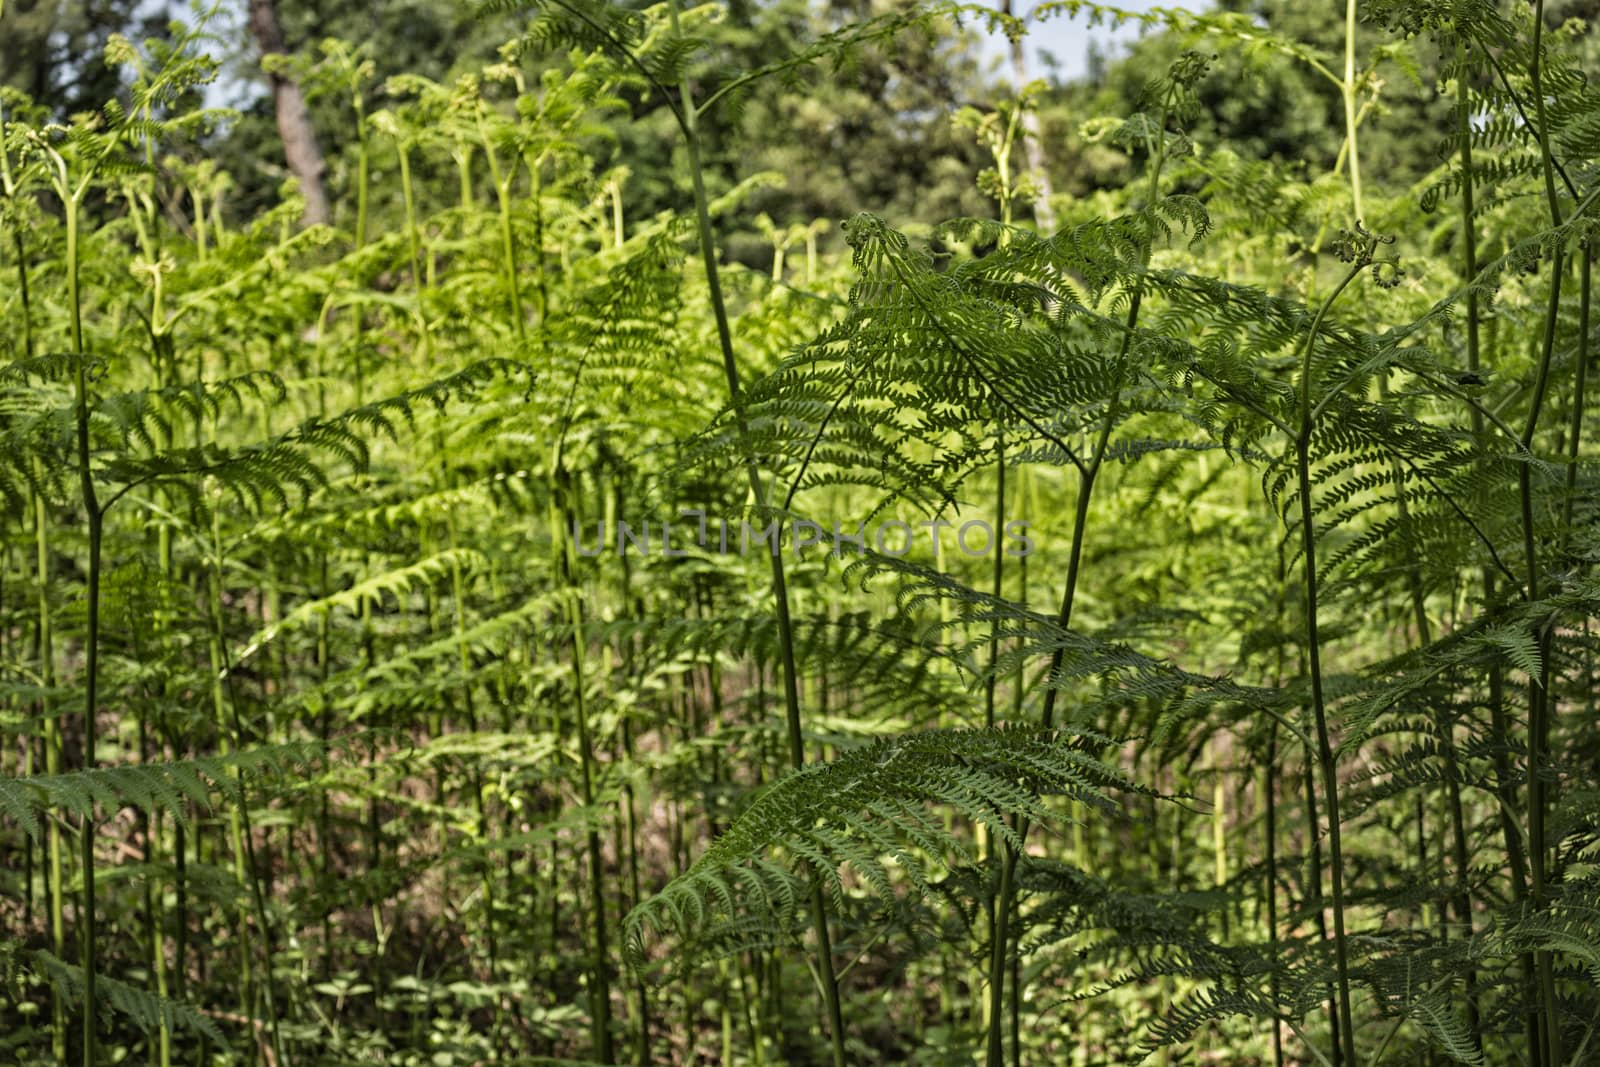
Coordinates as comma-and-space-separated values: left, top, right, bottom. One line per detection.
626, 725, 1135, 972
0, 741, 323, 841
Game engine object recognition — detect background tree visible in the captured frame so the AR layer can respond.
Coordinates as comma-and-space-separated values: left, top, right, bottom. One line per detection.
247, 0, 331, 224
0, 0, 167, 115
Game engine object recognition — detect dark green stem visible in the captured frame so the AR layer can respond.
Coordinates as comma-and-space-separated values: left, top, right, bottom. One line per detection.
665, 5, 847, 1060
1523, 6, 1565, 1057
1294, 258, 1367, 1066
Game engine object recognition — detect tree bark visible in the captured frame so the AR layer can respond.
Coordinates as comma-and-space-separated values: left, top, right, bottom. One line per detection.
247, 0, 331, 227
1002, 0, 1056, 233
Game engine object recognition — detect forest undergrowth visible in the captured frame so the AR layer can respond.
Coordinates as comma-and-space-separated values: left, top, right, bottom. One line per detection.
2, 0, 1599, 1064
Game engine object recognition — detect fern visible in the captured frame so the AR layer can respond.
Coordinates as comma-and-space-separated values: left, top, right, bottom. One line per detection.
30, 951, 226, 1045
626, 725, 1138, 968
0, 741, 324, 841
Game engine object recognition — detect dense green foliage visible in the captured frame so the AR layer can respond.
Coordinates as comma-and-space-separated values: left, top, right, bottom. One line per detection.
2, 1, 1599, 1065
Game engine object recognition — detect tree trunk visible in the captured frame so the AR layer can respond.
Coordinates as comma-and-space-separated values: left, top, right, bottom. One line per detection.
1002, 0, 1056, 233
247, 0, 331, 226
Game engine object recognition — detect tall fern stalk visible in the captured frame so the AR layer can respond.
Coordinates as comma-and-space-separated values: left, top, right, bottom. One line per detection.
53, 144, 104, 1067
1, 97, 69, 1061
664, 2, 849, 1060
983, 67, 1187, 1064
550, 469, 616, 1063
1446, 29, 1497, 1052
1293, 248, 1368, 1067
1341, 0, 1362, 226
1523, 2, 1565, 1057
1452, 39, 1534, 1034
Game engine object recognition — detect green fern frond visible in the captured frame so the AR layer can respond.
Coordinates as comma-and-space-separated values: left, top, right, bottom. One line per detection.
31, 950, 226, 1044
626, 725, 1133, 972
0, 741, 323, 841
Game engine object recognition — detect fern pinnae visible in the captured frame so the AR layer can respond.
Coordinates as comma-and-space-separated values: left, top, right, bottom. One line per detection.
32, 949, 227, 1046
0, 742, 325, 841
624, 725, 1135, 960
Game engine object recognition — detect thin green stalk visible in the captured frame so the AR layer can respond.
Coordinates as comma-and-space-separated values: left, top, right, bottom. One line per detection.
984, 80, 1180, 1057
2, 111, 66, 1060
982, 432, 1006, 982
552, 469, 615, 1063
207, 510, 289, 1067
1441, 41, 1500, 1053
33, 456, 66, 1062
612, 471, 653, 1066
1454, 36, 1534, 931
528, 153, 550, 334
1342, 0, 1363, 225
353, 91, 369, 251
1300, 690, 1341, 1067
316, 577, 332, 972
621, 695, 650, 1063
128, 173, 177, 1067
1561, 245, 1591, 549
396, 140, 432, 359
1378, 360, 1482, 1047
1265, 721, 1284, 1067
661, 3, 847, 1059
1212, 738, 1229, 939
310, 326, 336, 981
446, 515, 496, 975
63, 179, 105, 1067
1523, 7, 1566, 1057
609, 174, 625, 249
1294, 257, 1367, 1066
477, 115, 526, 343
986, 435, 1006, 736
984, 455, 1094, 1066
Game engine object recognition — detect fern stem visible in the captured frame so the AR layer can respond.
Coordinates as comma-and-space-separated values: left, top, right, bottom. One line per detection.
446, 512, 498, 985
1211, 737, 1228, 936
1294, 442, 1358, 1067
1432, 40, 1496, 1049
1265, 723, 1284, 1067
609, 173, 625, 249
353, 91, 369, 251
1341, 0, 1363, 225
1522, 6, 1566, 1056
986, 391, 1104, 1066
397, 141, 432, 359
1295, 256, 1368, 1066
34, 455, 67, 1063
987, 434, 1006, 736
1298, 693, 1340, 1067
5, 110, 66, 1054
665, 2, 848, 1059
1377, 357, 1484, 1049
1453, 47, 1534, 983
527, 149, 552, 350
207, 510, 295, 1067
621, 698, 651, 1064
984, 96, 1181, 1051
1561, 245, 1591, 554
614, 474, 654, 1065
479, 118, 526, 343
64, 182, 105, 1067
982, 432, 1007, 1011
553, 470, 616, 1063
134, 180, 177, 1067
